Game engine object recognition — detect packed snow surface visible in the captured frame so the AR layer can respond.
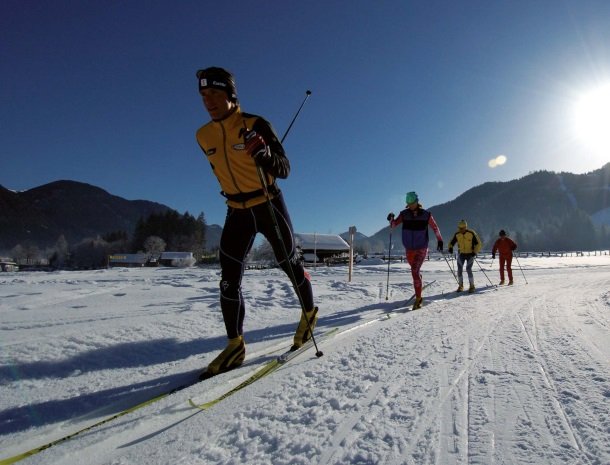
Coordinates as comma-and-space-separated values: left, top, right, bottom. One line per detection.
1, 254, 609, 465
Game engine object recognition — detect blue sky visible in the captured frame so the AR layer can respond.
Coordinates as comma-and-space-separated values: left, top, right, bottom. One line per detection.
2, 1, 609, 237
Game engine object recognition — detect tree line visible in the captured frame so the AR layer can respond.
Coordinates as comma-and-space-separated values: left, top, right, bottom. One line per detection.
6, 210, 208, 270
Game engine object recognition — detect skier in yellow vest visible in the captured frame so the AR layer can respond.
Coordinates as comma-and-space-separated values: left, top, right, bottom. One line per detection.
447, 219, 482, 293
195, 67, 317, 379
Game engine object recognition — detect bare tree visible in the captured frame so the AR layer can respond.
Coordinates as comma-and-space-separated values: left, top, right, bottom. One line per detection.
49, 235, 70, 269
143, 236, 166, 259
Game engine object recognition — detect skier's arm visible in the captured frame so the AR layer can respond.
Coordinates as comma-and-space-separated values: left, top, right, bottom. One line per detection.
472, 232, 482, 254
428, 214, 443, 242
251, 117, 290, 179
389, 212, 403, 228
448, 234, 457, 253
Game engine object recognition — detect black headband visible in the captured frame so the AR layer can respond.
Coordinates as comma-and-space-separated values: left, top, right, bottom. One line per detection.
196, 68, 237, 102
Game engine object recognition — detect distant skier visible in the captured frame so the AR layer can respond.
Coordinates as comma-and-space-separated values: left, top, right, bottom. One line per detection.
387, 191, 443, 309
492, 229, 517, 285
194, 67, 317, 379
448, 219, 482, 293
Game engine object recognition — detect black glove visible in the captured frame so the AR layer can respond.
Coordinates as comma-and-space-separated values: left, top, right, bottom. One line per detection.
492, 253, 496, 259
437, 241, 443, 252
448, 247, 453, 254
387, 213, 395, 222
244, 130, 271, 164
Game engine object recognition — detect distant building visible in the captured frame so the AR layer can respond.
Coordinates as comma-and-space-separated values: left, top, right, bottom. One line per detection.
0, 258, 19, 272
294, 233, 350, 265
108, 252, 196, 268
108, 254, 148, 267
158, 252, 195, 267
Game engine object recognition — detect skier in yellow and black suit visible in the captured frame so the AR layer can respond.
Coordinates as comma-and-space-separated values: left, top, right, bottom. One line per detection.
195, 67, 317, 379
447, 219, 482, 293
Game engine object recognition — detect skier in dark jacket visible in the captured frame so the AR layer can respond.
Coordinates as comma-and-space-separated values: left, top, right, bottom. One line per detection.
195, 67, 317, 379
387, 191, 443, 309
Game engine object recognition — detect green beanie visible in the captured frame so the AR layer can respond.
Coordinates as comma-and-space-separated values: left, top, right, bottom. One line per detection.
405, 191, 418, 205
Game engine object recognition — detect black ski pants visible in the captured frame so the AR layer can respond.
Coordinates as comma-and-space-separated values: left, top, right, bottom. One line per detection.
218, 192, 314, 339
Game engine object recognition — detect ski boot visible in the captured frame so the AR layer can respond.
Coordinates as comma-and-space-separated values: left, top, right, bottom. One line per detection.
291, 307, 318, 351
200, 335, 245, 380
456, 284, 464, 292
468, 284, 475, 293
499, 280, 505, 285
413, 297, 423, 310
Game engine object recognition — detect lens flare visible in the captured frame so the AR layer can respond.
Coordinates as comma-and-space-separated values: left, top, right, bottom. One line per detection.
488, 154, 507, 168
573, 83, 610, 154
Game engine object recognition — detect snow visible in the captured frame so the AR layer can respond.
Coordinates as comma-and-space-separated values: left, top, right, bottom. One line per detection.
1, 255, 609, 465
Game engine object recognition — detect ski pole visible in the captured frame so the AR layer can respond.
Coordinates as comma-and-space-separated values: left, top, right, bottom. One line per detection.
448, 251, 457, 275
385, 227, 392, 300
513, 253, 528, 284
281, 90, 311, 143
245, 92, 322, 357
450, 253, 457, 280
443, 253, 459, 284
474, 257, 495, 287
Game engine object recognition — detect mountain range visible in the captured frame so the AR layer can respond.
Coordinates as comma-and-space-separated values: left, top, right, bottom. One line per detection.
1, 163, 609, 254
0, 181, 171, 252
344, 163, 610, 253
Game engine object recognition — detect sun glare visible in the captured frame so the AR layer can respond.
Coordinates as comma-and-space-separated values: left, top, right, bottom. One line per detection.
488, 154, 507, 168
573, 83, 610, 155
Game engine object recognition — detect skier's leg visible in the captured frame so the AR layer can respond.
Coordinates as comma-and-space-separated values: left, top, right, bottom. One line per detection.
408, 249, 426, 298
203, 208, 255, 378
466, 255, 475, 290
219, 208, 256, 338
456, 254, 465, 290
258, 194, 316, 348
499, 255, 506, 283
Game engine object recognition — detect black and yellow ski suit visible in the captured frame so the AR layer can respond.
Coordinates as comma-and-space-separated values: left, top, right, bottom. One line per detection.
448, 228, 482, 286
196, 107, 314, 339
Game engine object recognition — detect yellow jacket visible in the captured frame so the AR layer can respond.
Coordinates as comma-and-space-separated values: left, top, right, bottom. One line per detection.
196, 107, 289, 209
448, 229, 482, 255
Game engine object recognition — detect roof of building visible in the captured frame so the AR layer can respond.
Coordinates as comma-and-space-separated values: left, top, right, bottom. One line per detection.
294, 233, 349, 251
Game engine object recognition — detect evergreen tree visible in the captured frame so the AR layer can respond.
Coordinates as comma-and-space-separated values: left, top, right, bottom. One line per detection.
131, 209, 207, 260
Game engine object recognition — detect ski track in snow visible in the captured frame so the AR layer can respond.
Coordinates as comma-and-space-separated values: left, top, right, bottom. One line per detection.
0, 257, 609, 465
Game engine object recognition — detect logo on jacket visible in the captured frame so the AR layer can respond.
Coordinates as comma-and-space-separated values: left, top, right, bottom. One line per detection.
206, 148, 216, 156
233, 143, 246, 150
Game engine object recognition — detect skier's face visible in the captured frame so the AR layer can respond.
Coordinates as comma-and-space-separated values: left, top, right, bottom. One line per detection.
201, 88, 234, 121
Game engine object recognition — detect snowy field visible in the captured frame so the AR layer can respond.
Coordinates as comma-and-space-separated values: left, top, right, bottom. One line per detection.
1, 255, 609, 465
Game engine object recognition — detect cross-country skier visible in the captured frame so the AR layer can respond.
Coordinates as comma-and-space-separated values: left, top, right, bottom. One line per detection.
447, 219, 482, 293
195, 67, 317, 379
387, 191, 443, 309
492, 229, 517, 285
